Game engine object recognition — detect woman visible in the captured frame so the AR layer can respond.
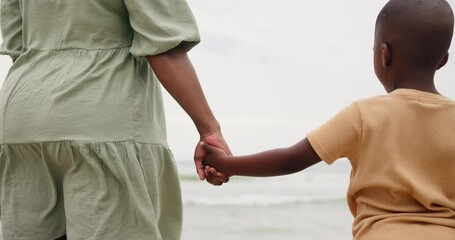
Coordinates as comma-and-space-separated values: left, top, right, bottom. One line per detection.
0, 0, 229, 239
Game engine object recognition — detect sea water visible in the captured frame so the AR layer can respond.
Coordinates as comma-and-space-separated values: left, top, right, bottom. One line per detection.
178, 160, 354, 240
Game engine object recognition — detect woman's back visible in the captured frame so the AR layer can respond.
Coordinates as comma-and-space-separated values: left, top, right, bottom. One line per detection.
0, 0, 200, 144
0, 0, 201, 239
20, 0, 133, 50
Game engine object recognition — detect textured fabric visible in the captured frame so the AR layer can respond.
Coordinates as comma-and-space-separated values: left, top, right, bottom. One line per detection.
0, 0, 200, 239
0, 0, 22, 60
0, 142, 181, 240
307, 89, 455, 239
0, 0, 200, 144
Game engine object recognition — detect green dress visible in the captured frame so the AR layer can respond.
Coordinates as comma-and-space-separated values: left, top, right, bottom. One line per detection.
0, 0, 199, 239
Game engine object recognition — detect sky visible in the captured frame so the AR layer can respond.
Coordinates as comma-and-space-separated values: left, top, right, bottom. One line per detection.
1, 0, 454, 163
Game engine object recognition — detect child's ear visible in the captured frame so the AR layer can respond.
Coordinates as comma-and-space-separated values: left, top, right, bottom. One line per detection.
437, 52, 449, 70
381, 43, 391, 67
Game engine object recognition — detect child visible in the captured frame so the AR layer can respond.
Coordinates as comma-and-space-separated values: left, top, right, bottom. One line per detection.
202, 0, 455, 239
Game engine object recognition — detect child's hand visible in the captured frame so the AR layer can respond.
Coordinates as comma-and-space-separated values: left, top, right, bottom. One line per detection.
202, 142, 232, 177
204, 166, 229, 186
194, 132, 231, 184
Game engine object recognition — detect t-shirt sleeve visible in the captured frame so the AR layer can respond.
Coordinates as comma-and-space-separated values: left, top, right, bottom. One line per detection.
0, 0, 23, 61
124, 0, 201, 56
307, 102, 363, 165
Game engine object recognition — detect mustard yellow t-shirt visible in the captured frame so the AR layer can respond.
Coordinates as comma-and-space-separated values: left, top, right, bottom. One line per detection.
307, 89, 455, 240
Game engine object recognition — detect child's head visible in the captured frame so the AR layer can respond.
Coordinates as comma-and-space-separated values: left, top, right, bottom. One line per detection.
373, 0, 454, 92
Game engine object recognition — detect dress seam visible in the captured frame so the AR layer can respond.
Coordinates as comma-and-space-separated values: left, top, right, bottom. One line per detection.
22, 46, 133, 52
0, 140, 168, 146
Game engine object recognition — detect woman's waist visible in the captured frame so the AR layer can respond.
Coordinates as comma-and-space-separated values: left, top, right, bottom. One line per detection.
6, 47, 141, 86
15, 46, 135, 61
0, 109, 169, 145
1, 48, 154, 112
20, 37, 134, 52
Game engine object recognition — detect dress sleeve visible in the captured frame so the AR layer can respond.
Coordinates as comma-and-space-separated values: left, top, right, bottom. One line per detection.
307, 102, 363, 165
124, 0, 201, 56
0, 0, 23, 60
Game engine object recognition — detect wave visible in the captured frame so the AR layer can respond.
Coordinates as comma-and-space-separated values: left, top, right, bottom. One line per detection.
179, 173, 201, 182
179, 173, 260, 182
183, 195, 346, 207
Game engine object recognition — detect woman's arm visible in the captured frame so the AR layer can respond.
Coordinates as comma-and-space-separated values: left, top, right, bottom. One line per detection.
147, 45, 231, 183
0, 0, 23, 61
202, 138, 321, 177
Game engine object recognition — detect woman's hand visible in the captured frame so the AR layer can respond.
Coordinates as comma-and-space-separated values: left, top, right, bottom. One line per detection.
194, 131, 231, 185
147, 45, 231, 185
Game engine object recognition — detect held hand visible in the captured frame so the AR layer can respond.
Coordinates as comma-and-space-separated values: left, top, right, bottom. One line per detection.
200, 143, 233, 183
202, 133, 231, 185
194, 131, 231, 184
148, 46, 231, 185
205, 166, 230, 186
201, 142, 229, 168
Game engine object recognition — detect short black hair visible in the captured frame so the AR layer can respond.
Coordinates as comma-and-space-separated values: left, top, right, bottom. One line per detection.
375, 0, 454, 69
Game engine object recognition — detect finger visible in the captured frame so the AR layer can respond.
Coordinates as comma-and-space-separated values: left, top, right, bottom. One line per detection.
212, 174, 229, 183
208, 177, 224, 186
209, 166, 228, 179
194, 162, 206, 180
207, 178, 223, 186
195, 160, 206, 181
209, 167, 217, 175
194, 141, 206, 181
206, 166, 229, 183
205, 170, 220, 186
205, 166, 224, 186
216, 172, 230, 183
208, 167, 229, 183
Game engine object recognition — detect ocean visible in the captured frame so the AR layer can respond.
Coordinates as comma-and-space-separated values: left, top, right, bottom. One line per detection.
178, 160, 354, 240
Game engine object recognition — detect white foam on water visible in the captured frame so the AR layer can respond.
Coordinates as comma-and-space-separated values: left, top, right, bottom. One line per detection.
178, 160, 351, 207
183, 194, 346, 207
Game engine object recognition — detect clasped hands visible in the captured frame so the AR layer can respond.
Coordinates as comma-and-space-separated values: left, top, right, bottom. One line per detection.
194, 131, 231, 186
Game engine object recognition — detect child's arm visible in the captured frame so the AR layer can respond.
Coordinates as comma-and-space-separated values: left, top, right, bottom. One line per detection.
202, 138, 321, 177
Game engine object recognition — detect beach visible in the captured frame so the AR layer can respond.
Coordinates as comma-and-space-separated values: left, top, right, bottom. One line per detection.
179, 160, 354, 240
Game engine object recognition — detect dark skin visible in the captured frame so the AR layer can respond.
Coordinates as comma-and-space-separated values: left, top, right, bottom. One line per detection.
202, 0, 454, 178
374, 43, 448, 94
147, 45, 231, 185
373, 0, 453, 94
202, 138, 321, 177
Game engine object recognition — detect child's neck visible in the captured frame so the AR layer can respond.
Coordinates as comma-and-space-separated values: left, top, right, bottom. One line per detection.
393, 81, 439, 95
390, 69, 440, 95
